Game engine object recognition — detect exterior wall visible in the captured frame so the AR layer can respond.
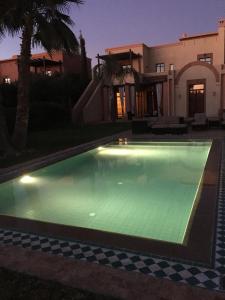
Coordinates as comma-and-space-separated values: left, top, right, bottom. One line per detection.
0, 51, 92, 82
102, 20, 225, 119
175, 64, 220, 117
26, 51, 63, 75
221, 73, 225, 109
25, 51, 63, 61
83, 81, 103, 123
62, 53, 92, 77
147, 34, 222, 73
30, 65, 62, 74
105, 44, 146, 73
0, 59, 18, 82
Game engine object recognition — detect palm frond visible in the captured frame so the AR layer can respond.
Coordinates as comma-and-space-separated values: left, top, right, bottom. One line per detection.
33, 13, 79, 55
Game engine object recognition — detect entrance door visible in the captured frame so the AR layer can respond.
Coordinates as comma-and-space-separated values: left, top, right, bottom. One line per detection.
188, 83, 205, 117
115, 87, 126, 119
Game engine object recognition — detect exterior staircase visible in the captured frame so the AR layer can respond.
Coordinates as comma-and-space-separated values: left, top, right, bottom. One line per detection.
72, 66, 104, 124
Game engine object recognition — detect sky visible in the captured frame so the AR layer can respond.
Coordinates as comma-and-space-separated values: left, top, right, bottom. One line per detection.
0, 0, 225, 65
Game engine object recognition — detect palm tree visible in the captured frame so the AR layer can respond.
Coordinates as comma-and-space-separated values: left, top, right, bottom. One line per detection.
0, 2, 18, 157
0, 91, 17, 157
0, 0, 83, 150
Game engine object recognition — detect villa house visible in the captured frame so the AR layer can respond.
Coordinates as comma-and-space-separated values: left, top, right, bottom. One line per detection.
73, 19, 225, 123
0, 50, 92, 84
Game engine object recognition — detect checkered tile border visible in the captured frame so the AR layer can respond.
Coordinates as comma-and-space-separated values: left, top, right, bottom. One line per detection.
0, 142, 225, 291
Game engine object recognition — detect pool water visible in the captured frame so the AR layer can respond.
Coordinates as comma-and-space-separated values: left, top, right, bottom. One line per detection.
0, 141, 211, 244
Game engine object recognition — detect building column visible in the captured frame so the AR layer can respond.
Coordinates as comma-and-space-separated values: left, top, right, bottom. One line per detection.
103, 86, 110, 121
125, 84, 131, 118
162, 81, 168, 116
221, 73, 225, 110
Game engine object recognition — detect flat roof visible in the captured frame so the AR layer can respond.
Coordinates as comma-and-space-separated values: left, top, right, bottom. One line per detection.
30, 58, 62, 67
103, 31, 219, 54
105, 43, 148, 52
179, 31, 218, 41
98, 51, 141, 61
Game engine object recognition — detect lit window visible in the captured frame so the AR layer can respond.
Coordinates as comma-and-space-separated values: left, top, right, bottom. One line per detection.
198, 54, 212, 64
189, 83, 205, 94
170, 64, 175, 71
3, 77, 11, 84
156, 63, 165, 73
122, 65, 132, 73
46, 70, 52, 76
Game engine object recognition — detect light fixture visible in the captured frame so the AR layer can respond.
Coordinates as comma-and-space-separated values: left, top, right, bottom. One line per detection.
20, 175, 36, 184
89, 212, 96, 217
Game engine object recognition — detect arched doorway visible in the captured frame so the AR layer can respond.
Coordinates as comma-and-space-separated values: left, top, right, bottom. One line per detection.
188, 80, 205, 117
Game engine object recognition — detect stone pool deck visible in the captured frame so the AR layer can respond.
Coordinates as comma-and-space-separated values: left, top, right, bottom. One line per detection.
0, 243, 225, 300
0, 128, 225, 299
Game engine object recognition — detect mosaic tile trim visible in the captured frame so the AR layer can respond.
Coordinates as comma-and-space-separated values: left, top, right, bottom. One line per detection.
0, 229, 220, 289
215, 141, 225, 284
0, 142, 224, 291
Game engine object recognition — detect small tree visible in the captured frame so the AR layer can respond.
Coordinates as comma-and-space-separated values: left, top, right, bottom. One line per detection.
79, 31, 89, 86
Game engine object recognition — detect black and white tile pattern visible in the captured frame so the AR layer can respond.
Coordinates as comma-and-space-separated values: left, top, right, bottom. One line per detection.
215, 141, 225, 288
0, 229, 220, 289
0, 142, 225, 291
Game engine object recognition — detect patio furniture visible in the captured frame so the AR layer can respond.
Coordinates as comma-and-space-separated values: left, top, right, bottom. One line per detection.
208, 116, 220, 128
184, 117, 194, 125
192, 113, 208, 130
132, 117, 158, 134
132, 119, 149, 133
151, 116, 188, 134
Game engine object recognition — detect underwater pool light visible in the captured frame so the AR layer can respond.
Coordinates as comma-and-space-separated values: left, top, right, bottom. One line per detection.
20, 175, 36, 184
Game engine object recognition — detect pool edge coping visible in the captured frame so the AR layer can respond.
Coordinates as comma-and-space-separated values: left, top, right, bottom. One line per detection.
0, 137, 220, 267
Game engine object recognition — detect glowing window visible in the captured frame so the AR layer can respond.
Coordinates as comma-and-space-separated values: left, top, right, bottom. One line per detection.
46, 70, 52, 76
170, 64, 175, 71
198, 53, 213, 64
192, 84, 204, 90
156, 63, 165, 73
189, 83, 205, 94
4, 77, 11, 84
122, 65, 132, 72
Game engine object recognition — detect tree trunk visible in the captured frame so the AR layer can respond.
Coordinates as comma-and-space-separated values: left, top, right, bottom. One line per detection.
12, 22, 32, 150
0, 93, 16, 157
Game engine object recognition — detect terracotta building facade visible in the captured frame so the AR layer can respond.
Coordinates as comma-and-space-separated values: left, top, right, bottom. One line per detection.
0, 51, 91, 84
73, 19, 225, 124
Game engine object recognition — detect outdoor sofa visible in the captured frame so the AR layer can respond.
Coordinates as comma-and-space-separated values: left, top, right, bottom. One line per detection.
220, 112, 225, 129
151, 116, 188, 134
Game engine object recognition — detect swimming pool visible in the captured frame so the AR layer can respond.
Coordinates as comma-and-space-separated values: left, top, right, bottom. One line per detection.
0, 140, 212, 245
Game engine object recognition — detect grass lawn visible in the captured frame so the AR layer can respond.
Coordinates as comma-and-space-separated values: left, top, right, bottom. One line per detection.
0, 267, 117, 300
0, 122, 130, 168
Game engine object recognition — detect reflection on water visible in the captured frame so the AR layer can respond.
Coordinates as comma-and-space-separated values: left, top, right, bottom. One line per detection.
0, 141, 211, 243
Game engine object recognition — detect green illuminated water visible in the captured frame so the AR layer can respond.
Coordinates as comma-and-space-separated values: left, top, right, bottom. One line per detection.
0, 141, 211, 244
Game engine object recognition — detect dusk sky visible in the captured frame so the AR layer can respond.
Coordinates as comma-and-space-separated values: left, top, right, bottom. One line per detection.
0, 0, 225, 65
